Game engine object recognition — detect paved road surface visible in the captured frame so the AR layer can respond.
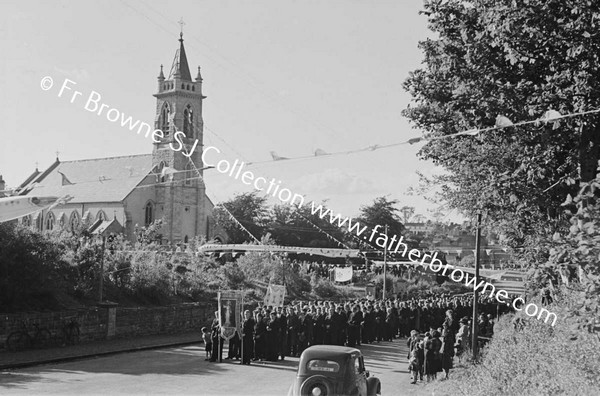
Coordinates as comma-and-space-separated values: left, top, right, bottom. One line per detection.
1, 339, 435, 395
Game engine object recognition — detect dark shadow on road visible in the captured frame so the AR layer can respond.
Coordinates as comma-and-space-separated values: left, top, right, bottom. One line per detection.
0, 339, 421, 392
0, 346, 223, 388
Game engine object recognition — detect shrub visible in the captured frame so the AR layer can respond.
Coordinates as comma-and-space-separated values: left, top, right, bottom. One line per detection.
431, 289, 600, 396
0, 223, 72, 311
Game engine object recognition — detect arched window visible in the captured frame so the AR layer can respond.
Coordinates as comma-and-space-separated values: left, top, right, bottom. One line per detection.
69, 211, 80, 232
183, 104, 193, 138
183, 105, 194, 138
185, 162, 193, 185
160, 103, 171, 137
45, 212, 55, 230
22, 215, 31, 227
192, 85, 195, 91
184, 235, 189, 243
96, 210, 107, 222
144, 202, 154, 226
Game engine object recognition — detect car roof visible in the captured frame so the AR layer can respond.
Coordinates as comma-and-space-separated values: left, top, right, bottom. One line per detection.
299, 345, 362, 362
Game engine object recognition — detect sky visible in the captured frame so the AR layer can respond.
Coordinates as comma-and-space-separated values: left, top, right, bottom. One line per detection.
0, 0, 460, 222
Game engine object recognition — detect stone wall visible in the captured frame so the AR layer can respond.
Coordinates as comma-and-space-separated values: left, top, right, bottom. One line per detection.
0, 303, 215, 351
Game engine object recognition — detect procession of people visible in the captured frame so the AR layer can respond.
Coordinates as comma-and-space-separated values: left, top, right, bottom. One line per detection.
206, 293, 504, 385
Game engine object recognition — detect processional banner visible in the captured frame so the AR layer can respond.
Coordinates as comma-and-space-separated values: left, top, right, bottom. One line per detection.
264, 285, 286, 307
218, 290, 243, 340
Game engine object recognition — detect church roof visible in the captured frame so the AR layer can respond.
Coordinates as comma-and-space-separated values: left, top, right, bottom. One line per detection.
19, 154, 154, 203
169, 34, 192, 81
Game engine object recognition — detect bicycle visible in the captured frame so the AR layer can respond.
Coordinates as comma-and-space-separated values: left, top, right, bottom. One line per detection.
6, 322, 52, 351
62, 318, 81, 345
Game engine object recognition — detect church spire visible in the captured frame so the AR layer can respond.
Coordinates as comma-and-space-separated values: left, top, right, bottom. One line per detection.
168, 20, 192, 82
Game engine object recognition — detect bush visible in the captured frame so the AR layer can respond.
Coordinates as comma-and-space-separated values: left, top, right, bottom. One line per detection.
431, 289, 600, 396
0, 223, 72, 311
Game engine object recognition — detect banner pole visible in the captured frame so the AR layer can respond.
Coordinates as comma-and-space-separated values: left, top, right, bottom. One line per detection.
218, 291, 222, 363
240, 291, 244, 365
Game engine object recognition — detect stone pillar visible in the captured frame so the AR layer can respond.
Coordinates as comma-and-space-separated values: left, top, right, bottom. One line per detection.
98, 302, 119, 339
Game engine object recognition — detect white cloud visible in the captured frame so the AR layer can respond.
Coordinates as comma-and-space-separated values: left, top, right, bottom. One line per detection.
290, 168, 377, 197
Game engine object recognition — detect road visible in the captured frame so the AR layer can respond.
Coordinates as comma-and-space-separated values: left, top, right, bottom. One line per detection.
0, 339, 436, 395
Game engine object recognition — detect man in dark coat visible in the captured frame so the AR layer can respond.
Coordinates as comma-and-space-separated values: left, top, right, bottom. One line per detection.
335, 305, 347, 346
266, 312, 280, 361
362, 305, 375, 344
209, 312, 224, 362
241, 310, 255, 365
253, 313, 266, 361
347, 305, 363, 347
287, 307, 300, 357
313, 307, 325, 345
324, 307, 339, 345
277, 306, 287, 361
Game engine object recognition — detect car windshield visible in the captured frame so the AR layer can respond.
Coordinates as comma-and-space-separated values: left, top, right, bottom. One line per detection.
307, 359, 340, 373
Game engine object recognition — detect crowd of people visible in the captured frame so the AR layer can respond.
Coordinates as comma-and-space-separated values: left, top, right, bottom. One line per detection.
203, 293, 506, 377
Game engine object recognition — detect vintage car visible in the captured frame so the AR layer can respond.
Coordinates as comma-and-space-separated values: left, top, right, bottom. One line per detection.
287, 345, 381, 396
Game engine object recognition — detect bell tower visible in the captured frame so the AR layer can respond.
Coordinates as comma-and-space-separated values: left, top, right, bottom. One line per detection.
151, 30, 209, 243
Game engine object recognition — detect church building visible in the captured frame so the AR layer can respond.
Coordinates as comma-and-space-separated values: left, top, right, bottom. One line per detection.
15, 34, 225, 244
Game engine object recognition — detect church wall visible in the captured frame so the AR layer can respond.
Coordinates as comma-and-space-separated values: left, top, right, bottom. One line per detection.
123, 175, 158, 242
19, 203, 126, 235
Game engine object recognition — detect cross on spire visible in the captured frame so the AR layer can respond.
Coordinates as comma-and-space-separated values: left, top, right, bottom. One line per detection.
178, 17, 185, 38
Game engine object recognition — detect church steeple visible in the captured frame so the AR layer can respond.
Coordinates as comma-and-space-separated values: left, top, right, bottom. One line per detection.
153, 28, 205, 162
169, 33, 192, 81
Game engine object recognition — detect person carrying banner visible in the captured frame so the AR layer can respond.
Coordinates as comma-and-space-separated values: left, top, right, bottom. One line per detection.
209, 311, 224, 363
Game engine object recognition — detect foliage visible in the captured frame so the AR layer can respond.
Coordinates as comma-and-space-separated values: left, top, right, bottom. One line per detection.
372, 274, 395, 297
403, 0, 600, 259
0, 223, 72, 311
266, 203, 348, 248
134, 219, 164, 245
357, 196, 405, 238
433, 290, 600, 396
536, 175, 600, 331
213, 191, 269, 243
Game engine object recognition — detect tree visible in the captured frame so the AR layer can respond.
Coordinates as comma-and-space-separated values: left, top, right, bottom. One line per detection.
0, 223, 72, 311
266, 204, 346, 248
213, 192, 269, 243
403, 0, 600, 260
399, 206, 415, 223
357, 196, 405, 238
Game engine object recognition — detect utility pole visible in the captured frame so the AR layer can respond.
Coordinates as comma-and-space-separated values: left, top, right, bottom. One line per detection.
383, 224, 388, 300
472, 212, 482, 360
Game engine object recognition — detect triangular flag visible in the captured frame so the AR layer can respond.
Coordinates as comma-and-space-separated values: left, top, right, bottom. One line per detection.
495, 115, 514, 127
270, 151, 289, 161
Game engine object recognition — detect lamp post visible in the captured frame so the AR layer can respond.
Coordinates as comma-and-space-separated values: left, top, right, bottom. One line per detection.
383, 224, 388, 300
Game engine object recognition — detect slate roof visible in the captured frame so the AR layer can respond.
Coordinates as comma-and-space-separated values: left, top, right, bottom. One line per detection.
19, 154, 154, 203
